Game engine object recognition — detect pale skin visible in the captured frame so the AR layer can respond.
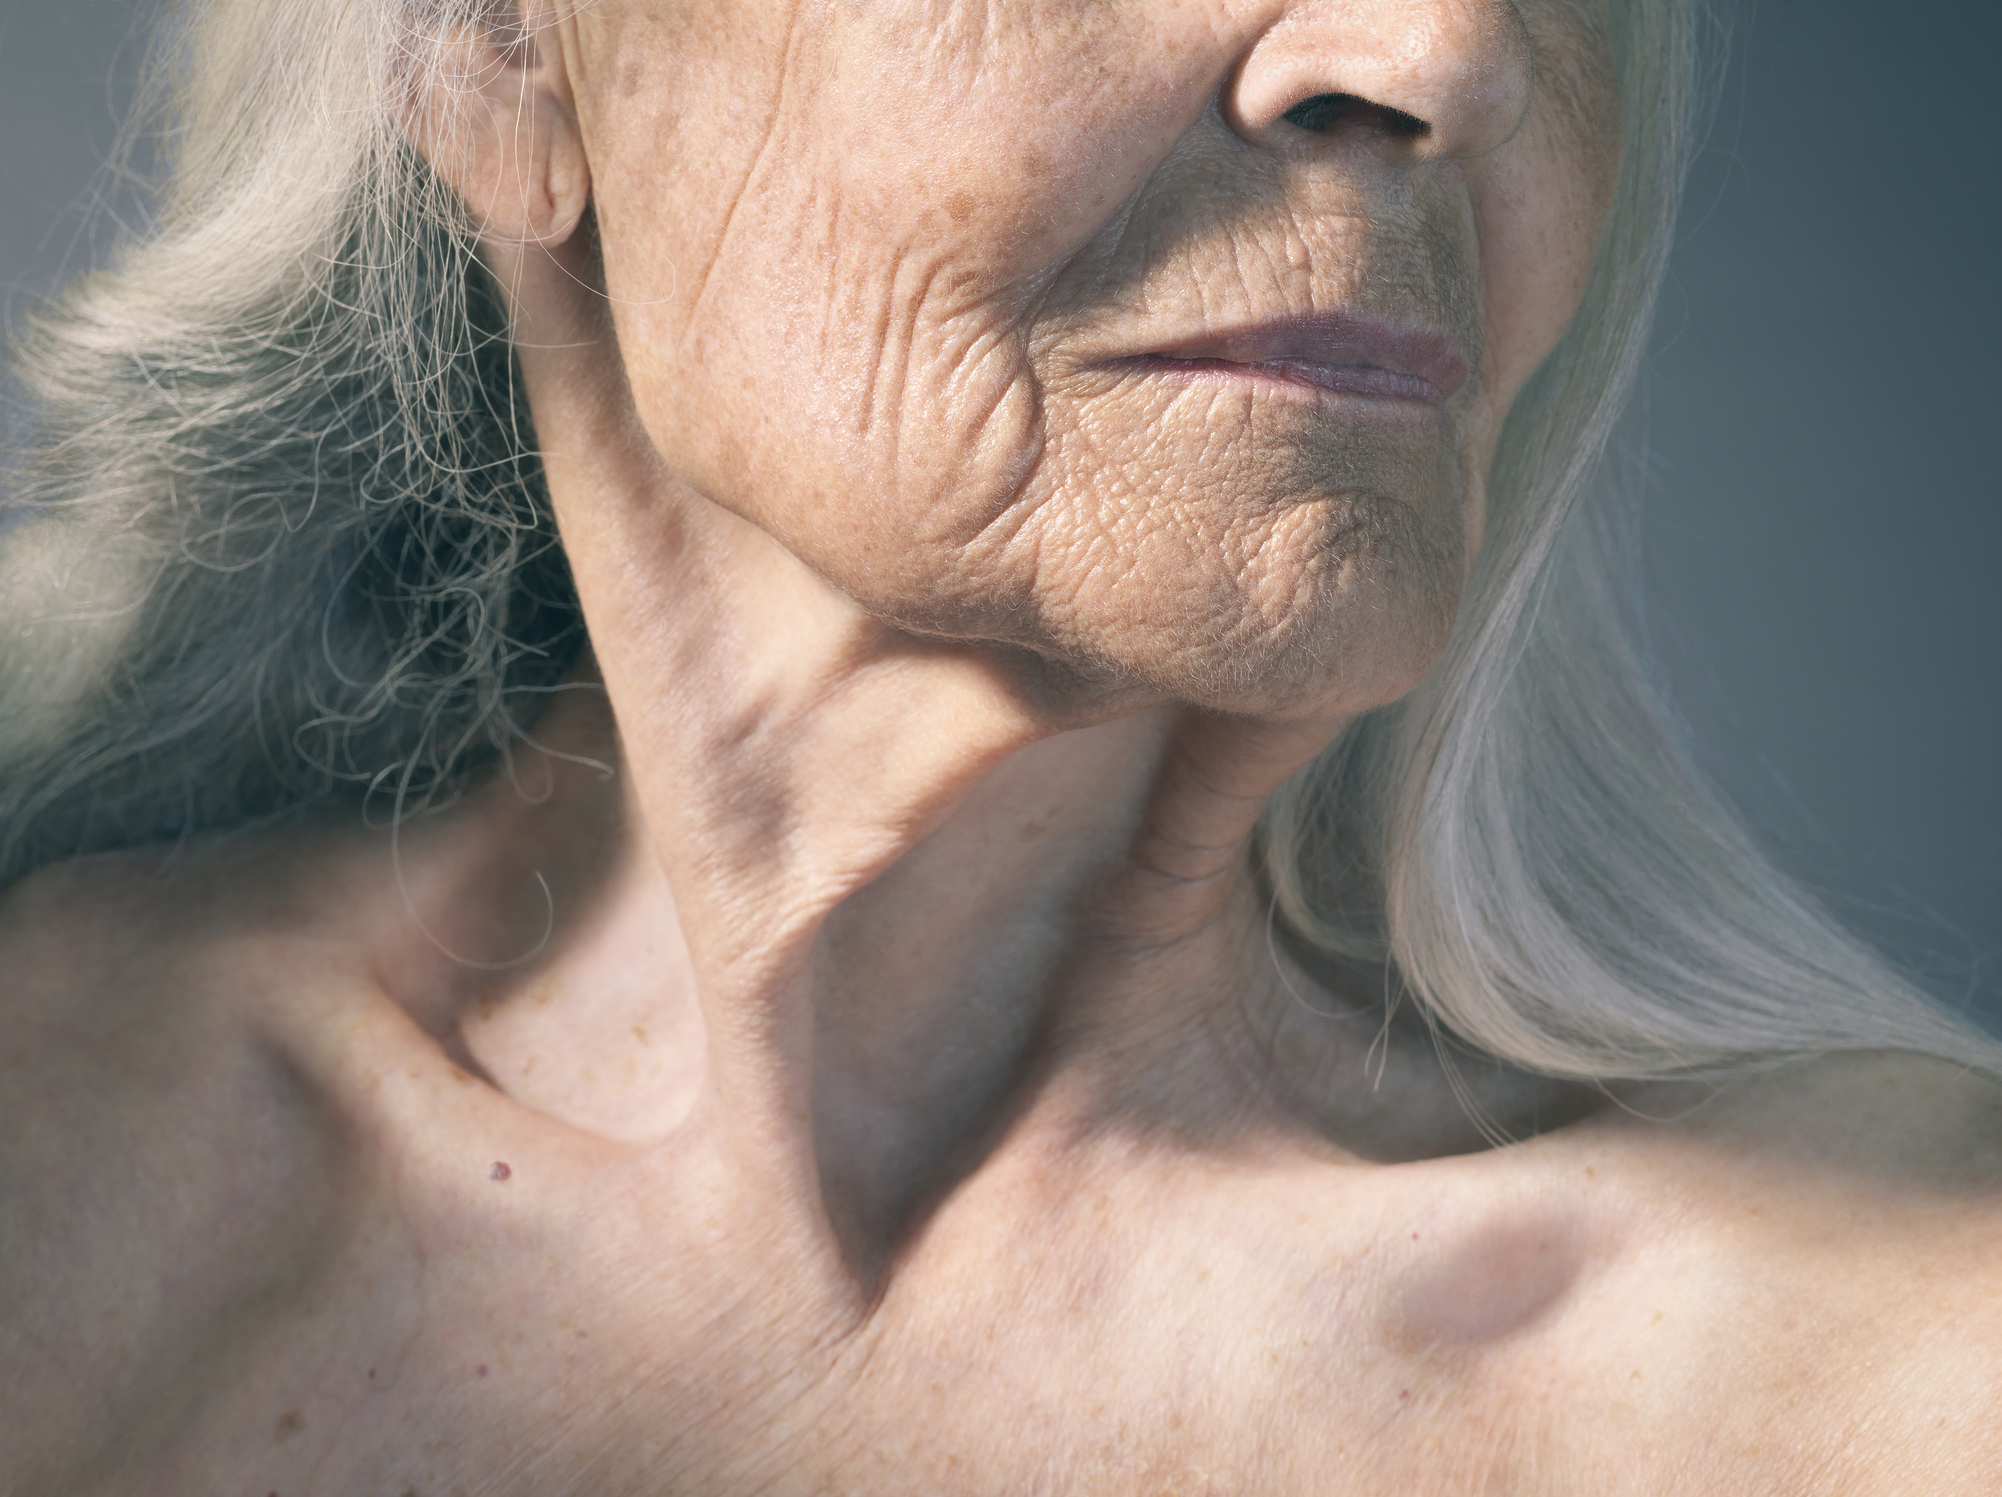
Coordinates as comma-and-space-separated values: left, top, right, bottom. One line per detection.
3, 0, 2000, 1491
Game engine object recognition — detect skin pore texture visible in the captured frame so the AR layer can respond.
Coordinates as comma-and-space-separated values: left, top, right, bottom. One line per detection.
2, 0, 2000, 1493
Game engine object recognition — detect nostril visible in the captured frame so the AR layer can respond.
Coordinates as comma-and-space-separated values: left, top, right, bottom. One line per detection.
1280, 92, 1430, 139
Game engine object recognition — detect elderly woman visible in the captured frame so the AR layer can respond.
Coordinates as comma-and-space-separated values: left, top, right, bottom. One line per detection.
2, 0, 1998, 1489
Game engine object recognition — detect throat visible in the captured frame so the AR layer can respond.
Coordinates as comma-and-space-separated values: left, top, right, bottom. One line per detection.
798, 711, 1181, 1256
425, 676, 1196, 1254
407, 668, 1597, 1276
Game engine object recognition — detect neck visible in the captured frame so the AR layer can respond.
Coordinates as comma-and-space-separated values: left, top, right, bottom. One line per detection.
424, 262, 1349, 1270
543, 461, 1344, 1263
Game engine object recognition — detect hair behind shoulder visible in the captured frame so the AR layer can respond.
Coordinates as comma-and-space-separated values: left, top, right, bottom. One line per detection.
1, 0, 581, 880
4, 0, 1994, 1082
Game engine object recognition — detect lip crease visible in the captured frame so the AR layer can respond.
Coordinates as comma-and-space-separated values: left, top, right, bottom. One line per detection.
1115, 314, 1469, 407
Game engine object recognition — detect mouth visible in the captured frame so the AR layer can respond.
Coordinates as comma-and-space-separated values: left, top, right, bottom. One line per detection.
1109, 314, 1469, 407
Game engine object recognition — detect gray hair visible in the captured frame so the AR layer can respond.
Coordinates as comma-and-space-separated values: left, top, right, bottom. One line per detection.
2, 0, 581, 876
4, 0, 1993, 1080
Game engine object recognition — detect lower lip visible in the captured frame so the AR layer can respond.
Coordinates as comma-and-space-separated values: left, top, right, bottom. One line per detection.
1118, 355, 1448, 407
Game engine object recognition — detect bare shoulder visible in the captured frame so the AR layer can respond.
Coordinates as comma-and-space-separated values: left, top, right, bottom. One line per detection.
0, 846, 352, 1494
1613, 1049, 2002, 1206
1567, 1051, 2002, 1491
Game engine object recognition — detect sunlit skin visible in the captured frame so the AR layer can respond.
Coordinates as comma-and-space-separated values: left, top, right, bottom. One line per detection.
2, 0, 2000, 1492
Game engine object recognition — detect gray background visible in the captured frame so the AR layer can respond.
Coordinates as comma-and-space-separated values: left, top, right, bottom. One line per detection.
1643, 0, 2001, 1030
4, 1, 1997, 1026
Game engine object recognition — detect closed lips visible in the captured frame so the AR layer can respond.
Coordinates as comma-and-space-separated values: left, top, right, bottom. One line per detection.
1116, 314, 1469, 406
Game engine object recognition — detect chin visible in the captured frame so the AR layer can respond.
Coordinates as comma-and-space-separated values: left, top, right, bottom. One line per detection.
1008, 488, 1468, 722
1141, 582, 1461, 721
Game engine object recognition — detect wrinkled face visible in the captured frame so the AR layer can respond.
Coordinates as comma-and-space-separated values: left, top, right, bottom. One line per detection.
566, 0, 1618, 717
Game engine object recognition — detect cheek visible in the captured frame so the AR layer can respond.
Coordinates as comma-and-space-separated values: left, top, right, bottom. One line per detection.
580, 5, 1217, 580
1467, 49, 1620, 427
585, 1, 1218, 368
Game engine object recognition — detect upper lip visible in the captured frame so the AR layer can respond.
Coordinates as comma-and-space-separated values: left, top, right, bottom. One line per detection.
1125, 313, 1469, 406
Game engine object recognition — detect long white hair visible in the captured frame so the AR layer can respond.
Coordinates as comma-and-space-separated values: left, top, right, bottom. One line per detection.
4, 0, 1991, 1079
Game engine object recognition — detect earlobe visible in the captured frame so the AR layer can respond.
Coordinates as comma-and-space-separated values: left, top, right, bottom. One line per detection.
400, 11, 591, 249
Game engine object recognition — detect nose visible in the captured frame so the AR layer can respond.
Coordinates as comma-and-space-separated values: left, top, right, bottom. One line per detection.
1222, 0, 1534, 163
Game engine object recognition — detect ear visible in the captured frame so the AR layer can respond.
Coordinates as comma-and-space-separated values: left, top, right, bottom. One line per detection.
401, 4, 590, 249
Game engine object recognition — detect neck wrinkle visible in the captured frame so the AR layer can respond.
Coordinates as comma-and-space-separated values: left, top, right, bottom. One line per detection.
551, 471, 1187, 1262
526, 440, 1357, 1273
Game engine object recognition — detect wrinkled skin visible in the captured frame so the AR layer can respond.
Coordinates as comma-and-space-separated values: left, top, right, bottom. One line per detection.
3, 1, 2001, 1493
553, 0, 1612, 715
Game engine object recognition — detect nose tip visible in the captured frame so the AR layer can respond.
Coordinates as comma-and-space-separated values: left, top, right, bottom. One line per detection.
1223, 0, 1534, 163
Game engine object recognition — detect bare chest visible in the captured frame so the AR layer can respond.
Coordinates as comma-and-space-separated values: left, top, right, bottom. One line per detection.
49, 1089, 1995, 1497
6, 865, 1998, 1497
